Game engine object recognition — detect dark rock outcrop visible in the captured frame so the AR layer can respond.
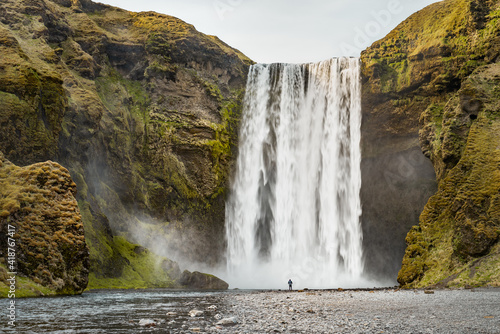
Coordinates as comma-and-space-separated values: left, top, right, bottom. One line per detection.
180, 270, 229, 290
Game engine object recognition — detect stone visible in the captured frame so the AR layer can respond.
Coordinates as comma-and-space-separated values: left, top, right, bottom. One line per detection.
138, 319, 156, 327
161, 260, 182, 281
189, 309, 204, 317
216, 316, 239, 326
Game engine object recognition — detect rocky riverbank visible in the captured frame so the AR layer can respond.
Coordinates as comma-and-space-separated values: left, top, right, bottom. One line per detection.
198, 289, 500, 334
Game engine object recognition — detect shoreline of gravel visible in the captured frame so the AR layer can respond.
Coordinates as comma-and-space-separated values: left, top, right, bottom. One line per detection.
207, 288, 500, 333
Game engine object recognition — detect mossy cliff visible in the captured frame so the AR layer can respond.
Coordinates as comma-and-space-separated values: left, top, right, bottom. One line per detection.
0, 0, 250, 292
0, 153, 88, 297
361, 0, 500, 287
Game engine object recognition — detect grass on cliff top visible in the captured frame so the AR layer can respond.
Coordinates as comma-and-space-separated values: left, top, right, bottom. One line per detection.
89, 4, 253, 65
131, 11, 194, 37
376, 0, 471, 56
207, 35, 254, 66
367, 0, 500, 65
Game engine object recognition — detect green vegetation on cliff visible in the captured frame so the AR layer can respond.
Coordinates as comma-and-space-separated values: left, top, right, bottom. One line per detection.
0, 153, 89, 296
399, 64, 500, 288
363, 0, 500, 96
0, 0, 250, 292
361, 0, 500, 288
86, 236, 178, 290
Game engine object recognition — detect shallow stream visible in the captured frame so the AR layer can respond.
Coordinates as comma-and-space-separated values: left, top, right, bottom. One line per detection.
1, 289, 235, 333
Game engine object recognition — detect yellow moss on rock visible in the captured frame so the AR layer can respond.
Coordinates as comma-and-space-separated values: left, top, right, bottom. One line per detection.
0, 0, 251, 287
398, 63, 500, 288
0, 152, 89, 296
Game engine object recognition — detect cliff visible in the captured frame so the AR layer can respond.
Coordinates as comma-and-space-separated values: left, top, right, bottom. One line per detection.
0, 153, 88, 297
361, 0, 500, 287
0, 0, 250, 292
3, 0, 498, 292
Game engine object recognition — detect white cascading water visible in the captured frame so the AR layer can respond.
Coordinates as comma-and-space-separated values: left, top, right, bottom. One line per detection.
225, 58, 365, 289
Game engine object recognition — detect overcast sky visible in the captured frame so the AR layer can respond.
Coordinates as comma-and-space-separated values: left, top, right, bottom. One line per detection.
97, 0, 441, 64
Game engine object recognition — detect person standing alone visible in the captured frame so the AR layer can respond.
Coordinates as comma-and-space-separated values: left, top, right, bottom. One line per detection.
288, 279, 293, 291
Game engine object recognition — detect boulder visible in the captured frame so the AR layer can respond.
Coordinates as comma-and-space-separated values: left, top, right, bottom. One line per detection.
179, 270, 229, 290
0, 153, 89, 296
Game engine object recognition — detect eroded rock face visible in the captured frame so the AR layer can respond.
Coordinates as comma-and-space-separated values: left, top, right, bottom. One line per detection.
0, 153, 89, 294
0, 0, 251, 287
360, 0, 500, 287
399, 63, 500, 288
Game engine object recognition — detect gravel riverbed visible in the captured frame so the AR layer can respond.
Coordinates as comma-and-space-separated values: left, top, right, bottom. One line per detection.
198, 288, 500, 334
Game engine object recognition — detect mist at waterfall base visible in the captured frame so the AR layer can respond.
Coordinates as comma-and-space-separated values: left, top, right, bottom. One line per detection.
224, 58, 383, 289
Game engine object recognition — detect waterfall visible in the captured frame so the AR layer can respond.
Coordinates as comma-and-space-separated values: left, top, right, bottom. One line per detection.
225, 58, 365, 289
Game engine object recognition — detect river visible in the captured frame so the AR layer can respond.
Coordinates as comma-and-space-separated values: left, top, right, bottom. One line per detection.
1, 289, 235, 333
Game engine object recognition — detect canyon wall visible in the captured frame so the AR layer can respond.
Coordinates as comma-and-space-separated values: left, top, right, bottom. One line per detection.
0, 0, 251, 292
361, 0, 500, 287
1, 0, 499, 293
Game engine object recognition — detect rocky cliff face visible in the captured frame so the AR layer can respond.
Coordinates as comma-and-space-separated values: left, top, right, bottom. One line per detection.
0, 153, 88, 296
0, 0, 251, 291
361, 0, 500, 287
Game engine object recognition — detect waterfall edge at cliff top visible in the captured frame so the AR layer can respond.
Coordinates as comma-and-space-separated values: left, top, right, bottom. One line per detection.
224, 57, 375, 289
